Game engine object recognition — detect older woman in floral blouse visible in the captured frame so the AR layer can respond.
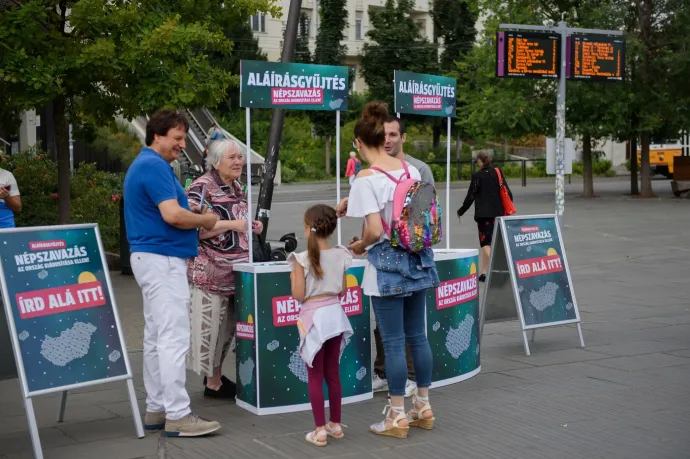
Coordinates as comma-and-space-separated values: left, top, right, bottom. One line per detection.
186, 139, 262, 398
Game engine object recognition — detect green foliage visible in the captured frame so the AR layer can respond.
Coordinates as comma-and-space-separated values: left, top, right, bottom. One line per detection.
360, 0, 438, 106
294, 13, 312, 64
432, 0, 477, 73
309, 0, 350, 140
2, 151, 124, 251
90, 122, 142, 168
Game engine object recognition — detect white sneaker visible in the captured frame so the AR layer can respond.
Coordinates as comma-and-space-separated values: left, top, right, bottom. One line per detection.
404, 379, 417, 398
372, 374, 389, 392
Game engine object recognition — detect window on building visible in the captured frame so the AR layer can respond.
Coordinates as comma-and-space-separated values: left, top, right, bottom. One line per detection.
355, 12, 363, 40
250, 12, 266, 33
416, 19, 426, 37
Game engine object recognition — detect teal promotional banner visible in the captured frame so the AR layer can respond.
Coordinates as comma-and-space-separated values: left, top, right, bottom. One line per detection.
502, 217, 579, 328
235, 270, 257, 408
240, 60, 349, 111
426, 254, 481, 385
394, 70, 457, 118
0, 225, 128, 395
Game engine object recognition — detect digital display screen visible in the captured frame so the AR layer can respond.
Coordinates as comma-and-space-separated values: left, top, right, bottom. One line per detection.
570, 35, 625, 81
497, 31, 560, 79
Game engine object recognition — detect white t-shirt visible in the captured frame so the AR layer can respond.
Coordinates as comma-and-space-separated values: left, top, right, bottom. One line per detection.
0, 168, 20, 200
287, 246, 353, 366
346, 165, 421, 296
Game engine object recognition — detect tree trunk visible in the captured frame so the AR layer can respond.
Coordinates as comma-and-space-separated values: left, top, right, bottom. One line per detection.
325, 136, 331, 176
639, 131, 653, 197
432, 123, 441, 149
630, 134, 639, 195
53, 95, 71, 224
582, 133, 594, 198
503, 137, 509, 160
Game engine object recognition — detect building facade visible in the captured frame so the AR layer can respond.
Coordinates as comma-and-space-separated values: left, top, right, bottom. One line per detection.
250, 0, 435, 92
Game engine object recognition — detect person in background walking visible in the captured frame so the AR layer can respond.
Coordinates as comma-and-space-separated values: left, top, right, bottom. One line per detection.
124, 109, 221, 437
345, 151, 361, 186
289, 204, 353, 447
186, 139, 263, 399
457, 151, 513, 282
0, 166, 21, 228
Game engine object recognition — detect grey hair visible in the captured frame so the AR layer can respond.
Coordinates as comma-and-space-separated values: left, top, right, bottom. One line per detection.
349, 151, 356, 157
206, 139, 244, 172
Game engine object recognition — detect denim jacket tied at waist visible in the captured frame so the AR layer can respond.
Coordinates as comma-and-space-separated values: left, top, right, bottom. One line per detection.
367, 241, 440, 297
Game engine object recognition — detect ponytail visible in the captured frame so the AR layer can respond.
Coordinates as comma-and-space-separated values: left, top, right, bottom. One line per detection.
307, 230, 324, 280
303, 204, 338, 281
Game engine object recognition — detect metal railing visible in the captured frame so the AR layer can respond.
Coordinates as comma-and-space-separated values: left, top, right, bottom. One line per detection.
426, 158, 571, 186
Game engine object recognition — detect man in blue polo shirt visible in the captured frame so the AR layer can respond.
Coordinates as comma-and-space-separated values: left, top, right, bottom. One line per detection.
124, 110, 219, 438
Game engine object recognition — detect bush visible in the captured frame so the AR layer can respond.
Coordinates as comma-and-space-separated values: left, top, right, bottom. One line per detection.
2, 150, 123, 252
281, 165, 297, 183
570, 159, 613, 177
90, 122, 142, 168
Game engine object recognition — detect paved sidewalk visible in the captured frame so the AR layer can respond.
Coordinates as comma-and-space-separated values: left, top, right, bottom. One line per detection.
1, 177, 688, 459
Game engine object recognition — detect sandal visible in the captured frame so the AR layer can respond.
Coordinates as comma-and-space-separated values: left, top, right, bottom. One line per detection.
407, 394, 435, 430
305, 429, 327, 447
370, 400, 409, 438
324, 423, 345, 439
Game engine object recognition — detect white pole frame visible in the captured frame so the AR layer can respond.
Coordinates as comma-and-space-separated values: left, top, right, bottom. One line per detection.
446, 116, 451, 249
246, 108, 253, 263
336, 111, 342, 246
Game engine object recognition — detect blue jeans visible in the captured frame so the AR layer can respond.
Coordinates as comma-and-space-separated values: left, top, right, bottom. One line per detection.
372, 290, 433, 396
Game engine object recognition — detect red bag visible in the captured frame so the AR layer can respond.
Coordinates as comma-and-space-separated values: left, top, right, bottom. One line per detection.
495, 168, 516, 215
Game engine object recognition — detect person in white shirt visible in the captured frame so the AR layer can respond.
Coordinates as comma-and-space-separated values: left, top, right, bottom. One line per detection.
0, 167, 21, 228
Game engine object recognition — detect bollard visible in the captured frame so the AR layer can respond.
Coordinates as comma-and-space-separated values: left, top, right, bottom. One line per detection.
119, 198, 133, 276
522, 160, 527, 187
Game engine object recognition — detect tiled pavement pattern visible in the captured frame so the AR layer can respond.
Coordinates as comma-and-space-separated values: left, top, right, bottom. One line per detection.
1, 176, 688, 458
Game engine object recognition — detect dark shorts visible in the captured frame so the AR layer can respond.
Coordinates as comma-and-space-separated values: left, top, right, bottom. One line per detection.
476, 217, 496, 247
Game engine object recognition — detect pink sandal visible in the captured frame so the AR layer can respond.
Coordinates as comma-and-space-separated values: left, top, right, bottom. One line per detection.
324, 423, 345, 439
305, 429, 327, 447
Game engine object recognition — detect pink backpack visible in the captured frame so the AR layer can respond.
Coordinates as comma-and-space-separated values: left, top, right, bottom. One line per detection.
370, 160, 442, 252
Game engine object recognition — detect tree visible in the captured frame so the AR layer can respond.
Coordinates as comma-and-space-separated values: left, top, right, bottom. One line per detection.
432, 0, 477, 148
455, 1, 555, 144
213, 19, 268, 116
360, 0, 438, 106
309, 0, 348, 176
294, 12, 312, 64
0, 0, 278, 223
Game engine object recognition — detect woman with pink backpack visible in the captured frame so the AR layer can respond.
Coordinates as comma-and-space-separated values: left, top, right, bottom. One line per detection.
336, 102, 440, 439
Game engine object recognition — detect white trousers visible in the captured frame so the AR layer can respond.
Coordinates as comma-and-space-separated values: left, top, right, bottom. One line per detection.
131, 252, 191, 420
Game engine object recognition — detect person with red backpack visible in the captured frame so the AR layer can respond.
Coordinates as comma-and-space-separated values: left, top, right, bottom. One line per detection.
457, 151, 514, 282
337, 102, 440, 439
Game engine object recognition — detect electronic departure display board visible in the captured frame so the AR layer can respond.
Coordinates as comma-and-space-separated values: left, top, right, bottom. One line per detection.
496, 31, 560, 79
570, 35, 625, 81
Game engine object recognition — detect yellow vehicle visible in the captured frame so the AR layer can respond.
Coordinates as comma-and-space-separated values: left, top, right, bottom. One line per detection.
638, 140, 683, 179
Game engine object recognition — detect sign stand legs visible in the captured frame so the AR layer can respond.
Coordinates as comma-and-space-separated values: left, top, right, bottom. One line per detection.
127, 379, 145, 438
24, 398, 43, 459
336, 111, 342, 246
246, 108, 253, 263
57, 391, 67, 422
521, 331, 531, 356
577, 323, 585, 348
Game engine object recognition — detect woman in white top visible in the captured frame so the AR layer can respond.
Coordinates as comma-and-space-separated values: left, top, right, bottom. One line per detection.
337, 102, 437, 439
288, 204, 353, 447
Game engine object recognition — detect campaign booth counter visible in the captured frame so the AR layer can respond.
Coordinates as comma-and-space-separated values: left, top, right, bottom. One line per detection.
233, 259, 372, 415
233, 249, 481, 415
425, 249, 482, 387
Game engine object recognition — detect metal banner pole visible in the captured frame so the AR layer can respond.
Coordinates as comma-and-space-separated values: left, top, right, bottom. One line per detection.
246, 107, 253, 263
555, 21, 568, 229
336, 110, 342, 246
446, 116, 451, 249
